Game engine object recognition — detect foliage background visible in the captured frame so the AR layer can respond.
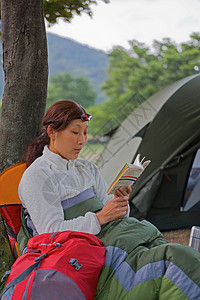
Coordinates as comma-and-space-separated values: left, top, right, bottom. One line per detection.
1, 32, 200, 131
88, 33, 200, 136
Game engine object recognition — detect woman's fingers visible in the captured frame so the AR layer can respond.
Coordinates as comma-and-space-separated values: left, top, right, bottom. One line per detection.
96, 196, 129, 226
115, 186, 132, 198
126, 185, 132, 194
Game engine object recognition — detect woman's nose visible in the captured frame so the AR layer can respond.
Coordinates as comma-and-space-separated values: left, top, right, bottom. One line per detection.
78, 133, 85, 144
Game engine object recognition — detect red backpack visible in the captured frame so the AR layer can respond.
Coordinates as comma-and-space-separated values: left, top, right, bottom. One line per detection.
1, 230, 106, 300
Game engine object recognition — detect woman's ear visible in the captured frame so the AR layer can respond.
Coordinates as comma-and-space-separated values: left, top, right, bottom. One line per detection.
47, 125, 55, 139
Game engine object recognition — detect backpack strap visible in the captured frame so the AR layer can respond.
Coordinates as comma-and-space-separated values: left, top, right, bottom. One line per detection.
2, 240, 63, 294
2, 259, 41, 295
1, 270, 11, 283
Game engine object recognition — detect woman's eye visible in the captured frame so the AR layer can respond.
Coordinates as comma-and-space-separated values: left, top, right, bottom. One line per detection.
72, 131, 79, 135
84, 132, 88, 135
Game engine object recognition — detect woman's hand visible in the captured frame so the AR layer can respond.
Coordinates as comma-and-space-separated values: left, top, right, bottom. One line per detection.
96, 185, 132, 226
114, 185, 132, 198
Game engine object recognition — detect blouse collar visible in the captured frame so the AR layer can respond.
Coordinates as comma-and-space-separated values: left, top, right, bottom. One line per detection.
42, 145, 75, 170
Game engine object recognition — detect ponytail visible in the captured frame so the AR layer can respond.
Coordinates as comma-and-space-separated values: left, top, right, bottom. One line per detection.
24, 129, 49, 167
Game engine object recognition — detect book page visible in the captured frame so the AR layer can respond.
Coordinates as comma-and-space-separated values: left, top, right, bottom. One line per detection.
107, 154, 151, 195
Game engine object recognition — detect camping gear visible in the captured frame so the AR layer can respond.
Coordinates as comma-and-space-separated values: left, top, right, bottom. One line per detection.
47, 190, 200, 300
0, 162, 26, 259
97, 73, 200, 230
1, 148, 200, 299
189, 226, 200, 252
0, 230, 106, 300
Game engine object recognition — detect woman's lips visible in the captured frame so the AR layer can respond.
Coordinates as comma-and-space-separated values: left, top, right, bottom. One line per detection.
74, 149, 81, 153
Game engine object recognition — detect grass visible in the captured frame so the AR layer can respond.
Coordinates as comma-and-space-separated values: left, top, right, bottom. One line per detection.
161, 229, 191, 245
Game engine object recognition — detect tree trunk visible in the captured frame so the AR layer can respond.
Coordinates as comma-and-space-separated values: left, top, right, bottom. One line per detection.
0, 0, 48, 173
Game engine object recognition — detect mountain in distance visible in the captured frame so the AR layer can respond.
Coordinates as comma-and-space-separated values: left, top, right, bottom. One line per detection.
47, 33, 109, 103
0, 33, 109, 103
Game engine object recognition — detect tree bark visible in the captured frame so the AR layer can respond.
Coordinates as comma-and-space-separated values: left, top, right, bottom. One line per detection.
0, 0, 48, 172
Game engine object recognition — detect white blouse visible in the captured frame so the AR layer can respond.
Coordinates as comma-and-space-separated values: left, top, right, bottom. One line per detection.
18, 146, 123, 235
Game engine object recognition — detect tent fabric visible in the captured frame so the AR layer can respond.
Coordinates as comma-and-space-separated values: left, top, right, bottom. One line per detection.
97, 74, 200, 186
130, 74, 200, 230
97, 73, 200, 230
183, 179, 200, 211
132, 74, 200, 194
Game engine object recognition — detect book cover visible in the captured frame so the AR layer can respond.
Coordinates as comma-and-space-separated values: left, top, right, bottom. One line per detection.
107, 154, 151, 195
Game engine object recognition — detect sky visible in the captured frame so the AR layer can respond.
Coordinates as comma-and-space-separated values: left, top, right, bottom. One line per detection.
47, 0, 200, 52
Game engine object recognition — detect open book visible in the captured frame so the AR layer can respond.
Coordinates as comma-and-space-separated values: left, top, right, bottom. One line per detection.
107, 154, 151, 195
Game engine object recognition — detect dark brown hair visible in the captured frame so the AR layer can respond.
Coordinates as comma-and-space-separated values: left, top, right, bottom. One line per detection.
24, 100, 86, 166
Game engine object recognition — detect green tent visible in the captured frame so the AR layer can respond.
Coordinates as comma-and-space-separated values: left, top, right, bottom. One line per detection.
130, 74, 200, 230
98, 74, 200, 230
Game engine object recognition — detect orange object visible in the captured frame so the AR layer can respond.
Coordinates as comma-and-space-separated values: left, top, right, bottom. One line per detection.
0, 162, 26, 259
0, 162, 26, 205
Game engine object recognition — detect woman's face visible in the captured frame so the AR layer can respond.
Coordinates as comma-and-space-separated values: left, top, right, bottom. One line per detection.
48, 119, 88, 160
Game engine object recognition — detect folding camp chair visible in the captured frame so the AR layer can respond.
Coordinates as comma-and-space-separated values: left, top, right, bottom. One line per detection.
0, 162, 26, 260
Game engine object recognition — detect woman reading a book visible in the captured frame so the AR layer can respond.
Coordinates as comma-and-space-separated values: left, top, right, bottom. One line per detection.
18, 100, 132, 239
18, 100, 200, 300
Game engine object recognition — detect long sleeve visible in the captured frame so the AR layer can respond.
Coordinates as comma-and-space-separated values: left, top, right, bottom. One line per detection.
18, 164, 101, 235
